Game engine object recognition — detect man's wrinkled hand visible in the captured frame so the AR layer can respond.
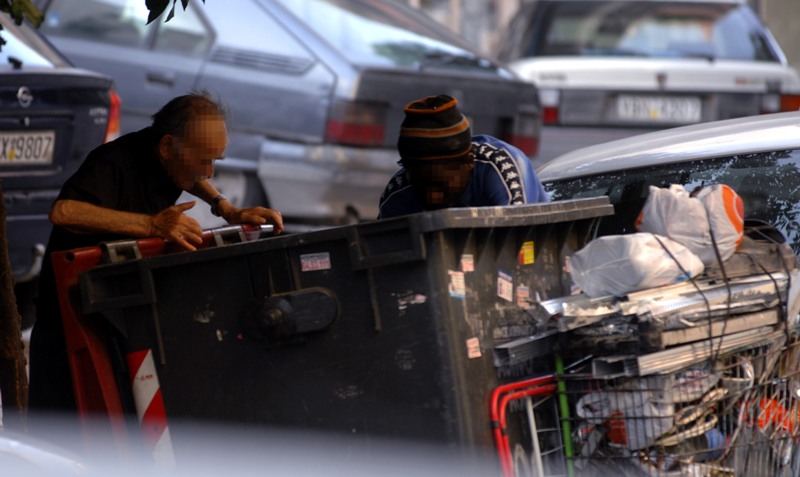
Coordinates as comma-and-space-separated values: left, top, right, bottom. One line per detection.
151, 202, 204, 250
220, 203, 284, 235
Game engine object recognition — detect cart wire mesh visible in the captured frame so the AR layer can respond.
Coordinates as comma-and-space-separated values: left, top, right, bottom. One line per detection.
494, 332, 800, 477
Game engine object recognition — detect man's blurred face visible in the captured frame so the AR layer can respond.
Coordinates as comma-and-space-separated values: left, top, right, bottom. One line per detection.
404, 156, 474, 209
163, 114, 227, 190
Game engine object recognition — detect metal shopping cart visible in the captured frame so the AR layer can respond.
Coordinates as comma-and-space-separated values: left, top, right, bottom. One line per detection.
493, 331, 800, 477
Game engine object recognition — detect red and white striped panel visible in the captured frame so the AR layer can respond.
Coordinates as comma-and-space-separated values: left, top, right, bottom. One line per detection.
128, 349, 175, 469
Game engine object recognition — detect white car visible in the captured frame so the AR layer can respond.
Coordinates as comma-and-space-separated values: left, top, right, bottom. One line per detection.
538, 110, 800, 251
498, 0, 800, 162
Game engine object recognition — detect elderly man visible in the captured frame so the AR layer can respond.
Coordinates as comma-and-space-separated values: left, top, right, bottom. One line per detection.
378, 94, 549, 219
28, 91, 283, 413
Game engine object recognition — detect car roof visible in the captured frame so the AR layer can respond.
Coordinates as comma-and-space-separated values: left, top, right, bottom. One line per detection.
538, 111, 800, 182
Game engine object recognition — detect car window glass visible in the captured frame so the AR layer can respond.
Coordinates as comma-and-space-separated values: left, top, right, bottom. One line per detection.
533, 1, 779, 62
0, 21, 57, 67
273, 0, 498, 72
546, 150, 800, 252
153, 4, 210, 56
41, 0, 149, 48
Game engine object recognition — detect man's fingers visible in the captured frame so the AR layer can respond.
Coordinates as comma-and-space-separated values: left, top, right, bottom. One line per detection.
173, 229, 202, 250
174, 201, 196, 211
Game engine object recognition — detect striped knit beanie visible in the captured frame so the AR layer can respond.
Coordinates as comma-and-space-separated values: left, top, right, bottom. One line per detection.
397, 95, 472, 161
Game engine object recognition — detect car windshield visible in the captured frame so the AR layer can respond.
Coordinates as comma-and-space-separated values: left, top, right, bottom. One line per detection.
545, 150, 800, 252
273, 0, 499, 72
532, 1, 779, 61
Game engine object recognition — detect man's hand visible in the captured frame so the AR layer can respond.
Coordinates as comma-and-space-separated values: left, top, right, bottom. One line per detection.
218, 201, 284, 234
150, 202, 204, 250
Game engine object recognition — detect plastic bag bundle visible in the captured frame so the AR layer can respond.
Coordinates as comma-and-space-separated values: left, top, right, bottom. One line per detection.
636, 184, 744, 266
570, 233, 704, 297
694, 184, 745, 260
576, 382, 675, 450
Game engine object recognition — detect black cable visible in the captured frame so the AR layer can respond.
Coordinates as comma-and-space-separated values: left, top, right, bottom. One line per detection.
650, 233, 712, 327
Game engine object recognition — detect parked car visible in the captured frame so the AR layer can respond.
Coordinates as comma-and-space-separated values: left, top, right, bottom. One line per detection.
0, 13, 119, 323
37, 0, 542, 228
537, 110, 800, 252
497, 0, 800, 163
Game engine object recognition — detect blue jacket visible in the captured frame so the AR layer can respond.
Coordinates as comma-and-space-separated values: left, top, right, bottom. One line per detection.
378, 135, 549, 219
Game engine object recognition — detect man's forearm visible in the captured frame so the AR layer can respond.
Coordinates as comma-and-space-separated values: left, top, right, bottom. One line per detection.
187, 179, 221, 205
49, 199, 153, 237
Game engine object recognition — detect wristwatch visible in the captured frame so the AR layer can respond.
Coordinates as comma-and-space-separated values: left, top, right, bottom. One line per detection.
210, 194, 228, 217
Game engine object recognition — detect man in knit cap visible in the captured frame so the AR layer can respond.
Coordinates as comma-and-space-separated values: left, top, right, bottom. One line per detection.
378, 94, 548, 219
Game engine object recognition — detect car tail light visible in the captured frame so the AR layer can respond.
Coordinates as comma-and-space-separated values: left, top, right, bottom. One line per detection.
539, 89, 560, 125
324, 100, 388, 147
780, 94, 800, 112
104, 90, 121, 143
501, 111, 540, 157
761, 93, 800, 114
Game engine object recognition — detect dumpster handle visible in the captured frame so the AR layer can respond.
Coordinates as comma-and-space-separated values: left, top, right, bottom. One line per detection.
347, 218, 427, 270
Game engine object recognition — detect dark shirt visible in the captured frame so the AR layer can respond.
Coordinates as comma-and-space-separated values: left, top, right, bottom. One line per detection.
378, 135, 549, 219
47, 126, 181, 255
29, 127, 181, 412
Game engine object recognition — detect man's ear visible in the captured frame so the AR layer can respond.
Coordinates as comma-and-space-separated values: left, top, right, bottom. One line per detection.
158, 134, 173, 160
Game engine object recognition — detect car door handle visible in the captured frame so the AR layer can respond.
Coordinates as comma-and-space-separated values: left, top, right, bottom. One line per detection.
146, 71, 176, 86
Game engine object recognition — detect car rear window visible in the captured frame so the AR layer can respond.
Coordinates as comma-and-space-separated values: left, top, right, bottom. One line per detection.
273, 0, 500, 73
530, 1, 780, 62
545, 150, 800, 252
0, 18, 67, 68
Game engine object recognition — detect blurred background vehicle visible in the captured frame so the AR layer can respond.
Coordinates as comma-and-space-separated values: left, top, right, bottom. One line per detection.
538, 110, 800, 251
37, 0, 541, 230
0, 14, 119, 327
497, 0, 800, 165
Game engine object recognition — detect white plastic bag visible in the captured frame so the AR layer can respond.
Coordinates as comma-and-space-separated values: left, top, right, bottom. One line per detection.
636, 184, 744, 266
576, 381, 675, 450
570, 233, 704, 297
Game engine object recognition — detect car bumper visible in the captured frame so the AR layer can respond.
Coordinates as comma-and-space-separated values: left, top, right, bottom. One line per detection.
258, 139, 398, 223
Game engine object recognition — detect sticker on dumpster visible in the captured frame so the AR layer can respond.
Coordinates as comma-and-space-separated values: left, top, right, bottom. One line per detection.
519, 241, 535, 265
516, 285, 530, 308
301, 252, 331, 272
460, 254, 474, 272
466, 337, 481, 358
497, 270, 513, 302
449, 270, 465, 299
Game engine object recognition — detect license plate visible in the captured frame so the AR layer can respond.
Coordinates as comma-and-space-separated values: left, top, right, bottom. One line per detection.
0, 131, 56, 165
617, 95, 701, 123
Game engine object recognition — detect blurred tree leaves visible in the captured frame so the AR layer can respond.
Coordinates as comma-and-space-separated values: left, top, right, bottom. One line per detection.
0, 0, 43, 27
0, 0, 42, 50
146, 0, 204, 24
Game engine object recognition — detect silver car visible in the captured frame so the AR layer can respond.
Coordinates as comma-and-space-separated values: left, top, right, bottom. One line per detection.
538, 110, 800, 251
38, 0, 541, 228
497, 0, 800, 162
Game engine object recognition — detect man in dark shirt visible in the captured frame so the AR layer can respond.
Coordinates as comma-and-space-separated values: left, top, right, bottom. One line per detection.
28, 91, 283, 414
378, 94, 548, 219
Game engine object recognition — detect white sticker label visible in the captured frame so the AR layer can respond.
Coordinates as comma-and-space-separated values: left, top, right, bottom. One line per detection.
300, 252, 331, 272
517, 285, 530, 308
460, 254, 474, 272
449, 270, 465, 299
498, 270, 513, 302
466, 337, 482, 359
